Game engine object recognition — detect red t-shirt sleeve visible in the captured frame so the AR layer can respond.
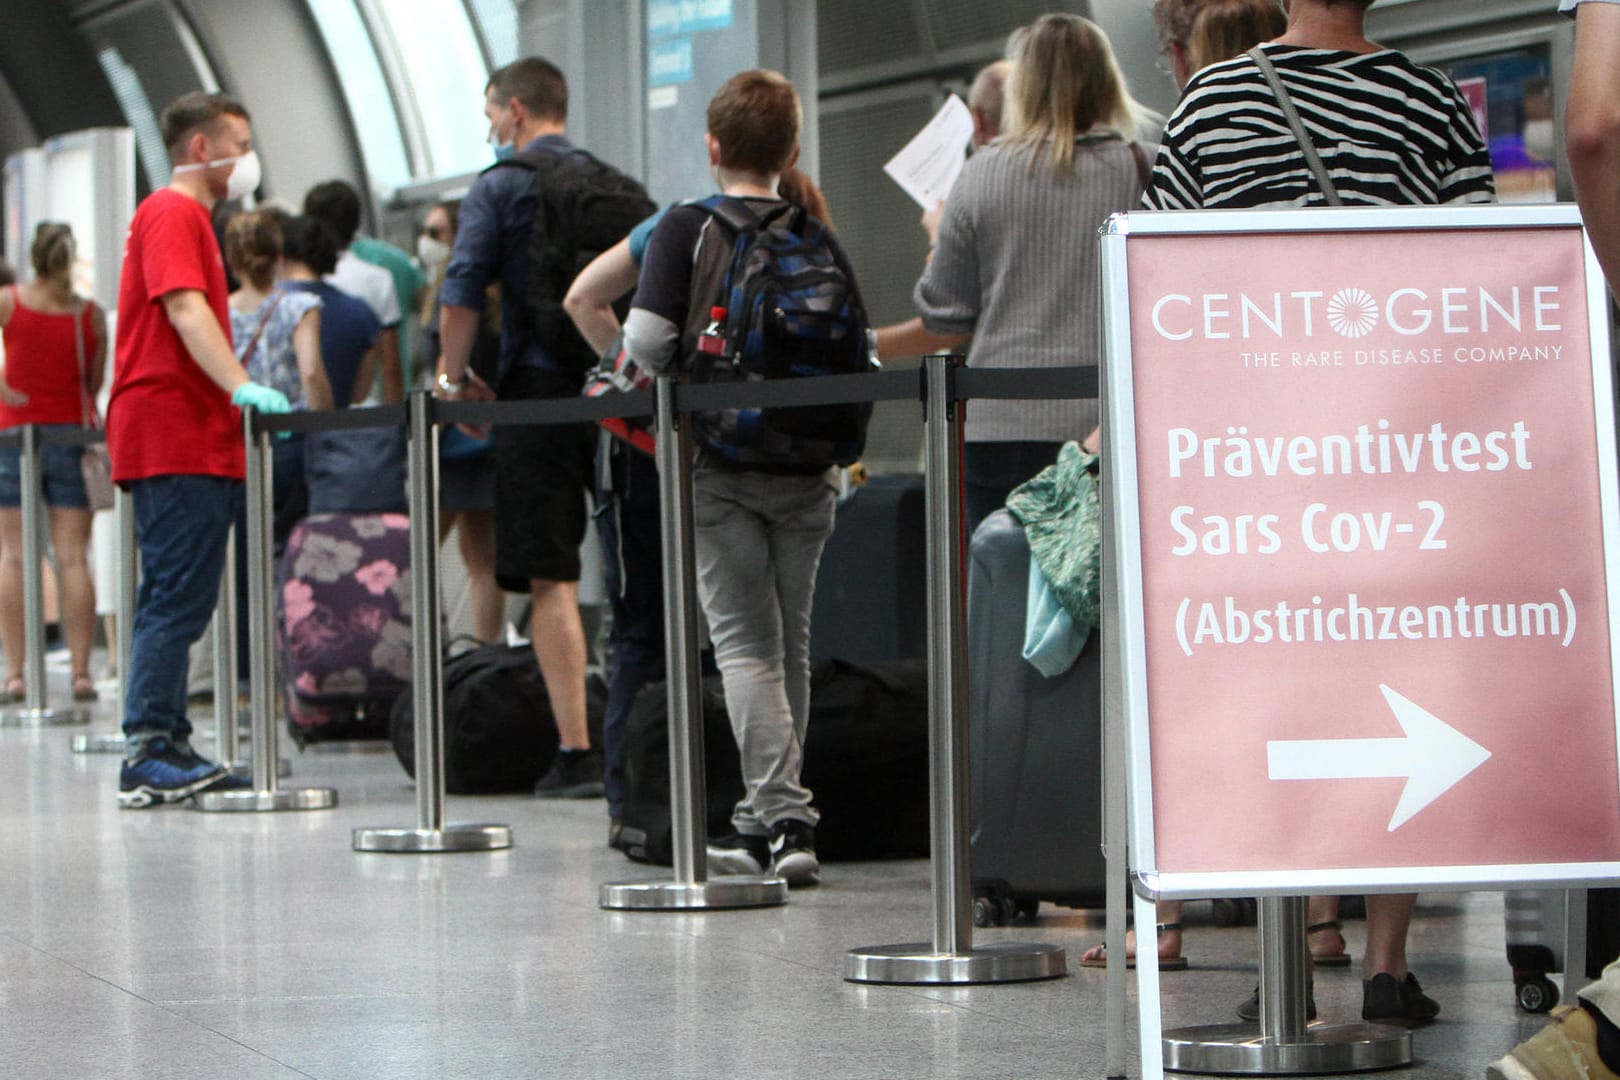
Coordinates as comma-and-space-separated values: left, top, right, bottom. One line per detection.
140, 197, 213, 302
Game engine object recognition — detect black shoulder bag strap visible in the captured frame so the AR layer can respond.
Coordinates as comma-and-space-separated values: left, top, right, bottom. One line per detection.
1248, 46, 1344, 206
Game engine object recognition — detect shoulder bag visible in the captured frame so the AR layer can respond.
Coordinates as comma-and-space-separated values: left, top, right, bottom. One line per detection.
73, 305, 114, 512
1248, 46, 1345, 206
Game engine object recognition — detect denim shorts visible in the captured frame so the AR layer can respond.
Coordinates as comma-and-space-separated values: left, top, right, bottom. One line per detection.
0, 426, 90, 509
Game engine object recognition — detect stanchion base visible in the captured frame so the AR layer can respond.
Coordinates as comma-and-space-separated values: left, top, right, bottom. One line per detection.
843, 941, 1067, 985
352, 823, 512, 853
599, 876, 788, 910
1162, 1022, 1412, 1075
70, 732, 127, 754
225, 759, 291, 780
0, 705, 91, 727
193, 787, 338, 812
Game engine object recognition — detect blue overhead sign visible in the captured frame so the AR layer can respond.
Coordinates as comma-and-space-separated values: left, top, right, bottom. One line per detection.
648, 37, 694, 88
647, 0, 733, 38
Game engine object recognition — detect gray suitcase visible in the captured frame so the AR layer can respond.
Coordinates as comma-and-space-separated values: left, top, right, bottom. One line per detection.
1506, 888, 1620, 1012
967, 509, 1106, 925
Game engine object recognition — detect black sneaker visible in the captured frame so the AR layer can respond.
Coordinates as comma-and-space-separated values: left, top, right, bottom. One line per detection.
533, 749, 604, 799
1362, 972, 1439, 1027
1236, 983, 1316, 1023
607, 816, 624, 850
769, 819, 820, 886
118, 737, 229, 808
706, 831, 771, 876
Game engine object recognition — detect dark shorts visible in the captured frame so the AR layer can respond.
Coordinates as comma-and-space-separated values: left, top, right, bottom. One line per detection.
440, 451, 497, 514
0, 427, 90, 509
493, 366, 596, 590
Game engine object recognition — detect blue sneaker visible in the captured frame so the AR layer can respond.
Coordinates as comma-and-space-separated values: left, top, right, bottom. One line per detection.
118, 737, 228, 808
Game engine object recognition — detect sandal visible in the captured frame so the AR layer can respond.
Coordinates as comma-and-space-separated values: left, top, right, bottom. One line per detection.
1308, 920, 1351, 967
71, 674, 98, 703
2, 674, 23, 704
1080, 922, 1189, 971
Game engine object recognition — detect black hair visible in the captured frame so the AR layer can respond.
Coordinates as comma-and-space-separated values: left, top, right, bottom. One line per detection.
303, 180, 363, 245
279, 215, 340, 277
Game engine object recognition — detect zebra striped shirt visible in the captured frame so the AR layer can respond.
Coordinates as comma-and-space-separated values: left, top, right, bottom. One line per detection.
1143, 45, 1495, 209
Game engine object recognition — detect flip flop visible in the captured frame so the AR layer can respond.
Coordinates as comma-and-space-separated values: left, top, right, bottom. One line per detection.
2, 674, 23, 704
71, 674, 98, 703
1079, 922, 1189, 971
1309, 919, 1352, 967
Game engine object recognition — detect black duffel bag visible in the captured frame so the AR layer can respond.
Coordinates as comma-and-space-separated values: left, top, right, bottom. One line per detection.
391, 641, 604, 794
618, 658, 930, 864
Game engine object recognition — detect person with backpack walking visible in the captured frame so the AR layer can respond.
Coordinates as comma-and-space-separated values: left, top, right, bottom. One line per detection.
621, 69, 874, 886
434, 56, 653, 799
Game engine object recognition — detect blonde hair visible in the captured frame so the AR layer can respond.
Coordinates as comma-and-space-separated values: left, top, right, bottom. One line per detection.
223, 210, 282, 293
1186, 0, 1286, 71
1002, 14, 1144, 174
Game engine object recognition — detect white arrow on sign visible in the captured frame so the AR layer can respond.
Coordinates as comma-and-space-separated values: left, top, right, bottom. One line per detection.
1266, 684, 1492, 832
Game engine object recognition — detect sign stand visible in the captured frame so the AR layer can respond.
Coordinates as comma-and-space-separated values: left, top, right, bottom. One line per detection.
1161, 896, 1410, 1074
844, 355, 1066, 984
600, 374, 788, 910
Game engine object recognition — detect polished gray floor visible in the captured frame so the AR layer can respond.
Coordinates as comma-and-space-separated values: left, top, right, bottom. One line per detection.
0, 673, 1557, 1079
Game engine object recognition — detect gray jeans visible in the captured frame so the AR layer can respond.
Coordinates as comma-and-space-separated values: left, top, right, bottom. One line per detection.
692, 465, 837, 835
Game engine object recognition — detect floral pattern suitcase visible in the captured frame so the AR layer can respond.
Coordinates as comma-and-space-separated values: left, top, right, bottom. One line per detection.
276, 512, 412, 742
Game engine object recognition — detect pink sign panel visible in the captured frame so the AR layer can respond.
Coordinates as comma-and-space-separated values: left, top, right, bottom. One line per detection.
1125, 225, 1620, 883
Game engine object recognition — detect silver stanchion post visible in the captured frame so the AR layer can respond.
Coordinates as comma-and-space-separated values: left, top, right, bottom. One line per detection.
353, 390, 509, 852
845, 355, 1064, 984
1161, 894, 1411, 1073
2, 425, 88, 726
72, 483, 135, 752
600, 374, 787, 910
211, 528, 241, 767
195, 407, 335, 813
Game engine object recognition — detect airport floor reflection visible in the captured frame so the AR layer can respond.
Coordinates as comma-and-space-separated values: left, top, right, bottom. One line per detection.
0, 671, 1560, 1079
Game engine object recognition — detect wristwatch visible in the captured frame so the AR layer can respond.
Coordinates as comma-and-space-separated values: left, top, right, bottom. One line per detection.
436, 370, 470, 395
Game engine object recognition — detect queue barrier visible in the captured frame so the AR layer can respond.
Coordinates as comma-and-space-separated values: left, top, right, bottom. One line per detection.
0, 424, 103, 728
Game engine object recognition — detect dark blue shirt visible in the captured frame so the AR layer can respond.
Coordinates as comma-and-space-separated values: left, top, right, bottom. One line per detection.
439, 133, 574, 380
283, 280, 380, 408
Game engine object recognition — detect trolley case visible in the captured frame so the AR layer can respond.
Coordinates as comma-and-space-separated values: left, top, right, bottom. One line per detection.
809, 475, 926, 663
968, 509, 1106, 924
277, 512, 413, 743
1505, 888, 1620, 1011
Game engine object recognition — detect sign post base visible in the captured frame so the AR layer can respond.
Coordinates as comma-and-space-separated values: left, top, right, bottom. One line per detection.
1163, 1022, 1411, 1075
352, 824, 511, 852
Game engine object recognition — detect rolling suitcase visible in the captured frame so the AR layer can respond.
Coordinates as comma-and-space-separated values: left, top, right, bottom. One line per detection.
809, 475, 926, 663
968, 509, 1106, 925
277, 512, 413, 743
1505, 888, 1620, 1011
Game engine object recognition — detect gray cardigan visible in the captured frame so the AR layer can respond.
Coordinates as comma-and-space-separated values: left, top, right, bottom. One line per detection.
915, 134, 1145, 443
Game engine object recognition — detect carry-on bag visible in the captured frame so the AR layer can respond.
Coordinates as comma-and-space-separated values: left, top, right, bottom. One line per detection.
618, 658, 930, 865
809, 475, 926, 663
968, 508, 1106, 924
277, 512, 412, 744
1504, 888, 1620, 1011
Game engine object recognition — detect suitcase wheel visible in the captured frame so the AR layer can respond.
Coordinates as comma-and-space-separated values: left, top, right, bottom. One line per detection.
1515, 975, 1560, 1013
973, 897, 998, 928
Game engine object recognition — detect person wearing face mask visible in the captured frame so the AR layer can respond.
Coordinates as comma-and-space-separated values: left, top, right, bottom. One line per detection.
107, 91, 292, 809
418, 201, 502, 645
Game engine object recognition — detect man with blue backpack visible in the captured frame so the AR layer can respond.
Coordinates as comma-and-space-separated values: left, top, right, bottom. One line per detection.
621, 68, 874, 886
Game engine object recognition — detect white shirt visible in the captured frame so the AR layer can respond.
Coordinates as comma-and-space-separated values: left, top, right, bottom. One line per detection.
327, 250, 401, 328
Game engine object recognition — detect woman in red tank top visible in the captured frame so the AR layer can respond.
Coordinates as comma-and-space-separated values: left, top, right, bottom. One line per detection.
0, 223, 107, 703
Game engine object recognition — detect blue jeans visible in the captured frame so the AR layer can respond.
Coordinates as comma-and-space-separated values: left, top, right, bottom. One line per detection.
595, 437, 665, 818
692, 465, 837, 833
0, 426, 90, 509
124, 475, 242, 745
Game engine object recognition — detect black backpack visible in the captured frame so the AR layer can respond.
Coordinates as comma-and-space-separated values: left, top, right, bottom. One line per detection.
491, 147, 656, 377
389, 642, 605, 794
681, 196, 874, 468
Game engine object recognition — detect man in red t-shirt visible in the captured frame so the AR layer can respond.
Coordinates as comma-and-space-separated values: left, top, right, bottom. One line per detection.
110, 90, 292, 809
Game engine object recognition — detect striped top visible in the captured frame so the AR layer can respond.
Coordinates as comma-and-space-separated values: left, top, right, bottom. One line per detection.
916, 134, 1146, 443
1143, 45, 1495, 209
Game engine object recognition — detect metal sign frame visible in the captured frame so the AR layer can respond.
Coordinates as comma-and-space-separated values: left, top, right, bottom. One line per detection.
1099, 204, 1620, 901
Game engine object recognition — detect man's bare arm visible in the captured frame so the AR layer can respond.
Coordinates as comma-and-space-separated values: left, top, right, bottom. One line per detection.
162, 289, 251, 394
1568, 3, 1620, 292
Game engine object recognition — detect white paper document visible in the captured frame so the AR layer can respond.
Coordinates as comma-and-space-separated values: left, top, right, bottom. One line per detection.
882, 95, 975, 210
